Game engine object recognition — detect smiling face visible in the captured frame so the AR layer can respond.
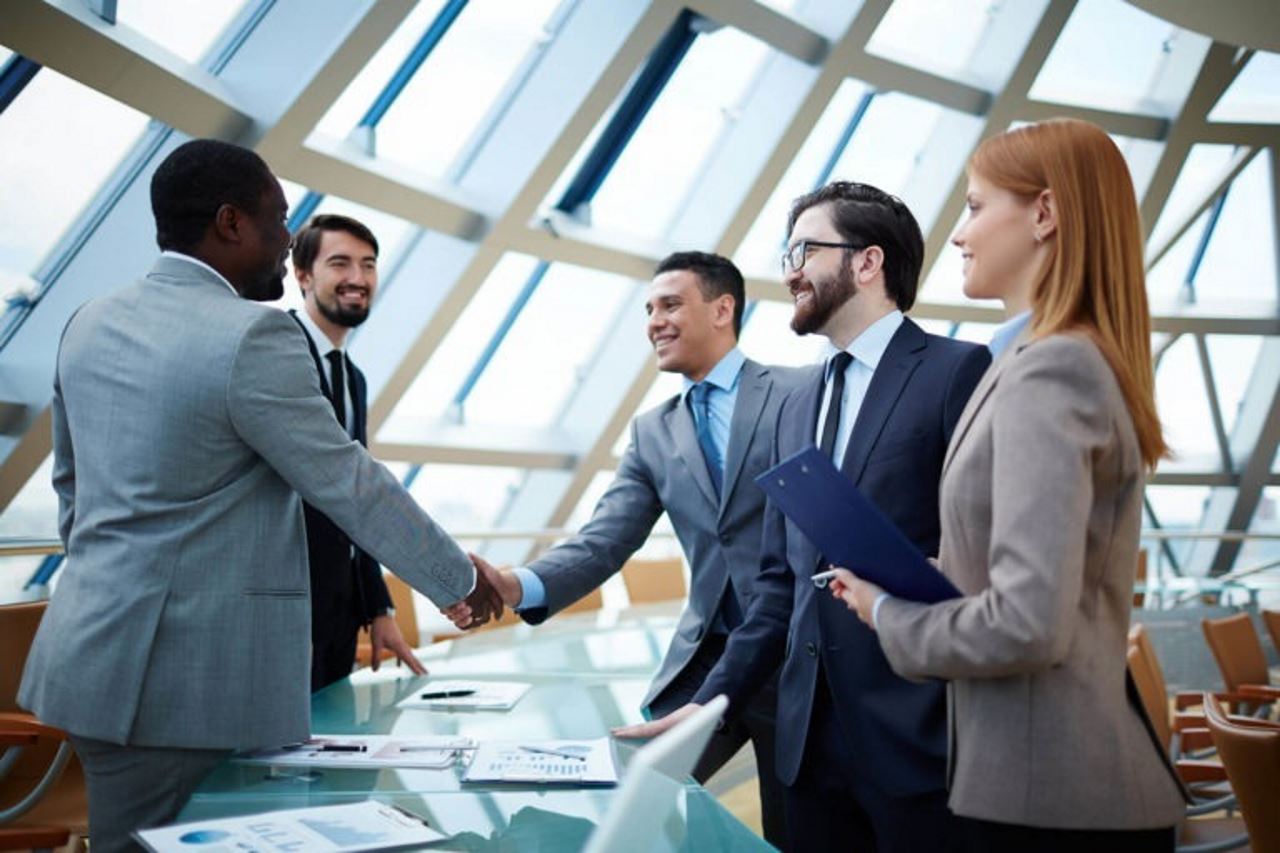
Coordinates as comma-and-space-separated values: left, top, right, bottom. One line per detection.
784, 204, 858, 337
645, 269, 733, 380
953, 172, 1043, 309
297, 228, 379, 329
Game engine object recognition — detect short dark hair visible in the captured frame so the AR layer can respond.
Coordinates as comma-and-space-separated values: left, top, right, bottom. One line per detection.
291, 214, 380, 275
653, 251, 746, 337
150, 139, 275, 253
786, 181, 924, 311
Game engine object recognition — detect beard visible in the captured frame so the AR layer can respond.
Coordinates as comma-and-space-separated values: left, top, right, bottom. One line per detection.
790, 265, 855, 336
316, 292, 370, 328
241, 265, 286, 302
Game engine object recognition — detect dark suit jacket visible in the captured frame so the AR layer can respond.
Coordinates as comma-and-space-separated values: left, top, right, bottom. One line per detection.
289, 313, 393, 639
693, 318, 990, 795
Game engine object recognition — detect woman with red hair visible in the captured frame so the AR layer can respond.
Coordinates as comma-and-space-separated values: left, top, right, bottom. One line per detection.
828, 119, 1186, 850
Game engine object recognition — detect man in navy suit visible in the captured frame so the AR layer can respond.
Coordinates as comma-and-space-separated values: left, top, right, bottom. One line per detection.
617, 182, 990, 852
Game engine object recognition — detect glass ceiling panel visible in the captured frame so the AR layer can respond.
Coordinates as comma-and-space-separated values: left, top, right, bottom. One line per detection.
315, 0, 564, 179
116, 0, 253, 65
919, 209, 968, 305
1029, 0, 1202, 117
1193, 153, 1277, 306
610, 370, 683, 457
1145, 208, 1208, 308
406, 463, 525, 531
739, 300, 828, 368
1205, 334, 1263, 438
1154, 334, 1219, 471
865, 0, 998, 85
581, 25, 772, 240
0, 48, 13, 66
1148, 144, 1237, 252
465, 262, 635, 428
0, 455, 56, 539
0, 69, 149, 299
1143, 485, 1210, 528
1208, 50, 1280, 124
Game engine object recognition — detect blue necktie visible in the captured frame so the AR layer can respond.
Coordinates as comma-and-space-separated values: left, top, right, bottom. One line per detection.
689, 383, 722, 497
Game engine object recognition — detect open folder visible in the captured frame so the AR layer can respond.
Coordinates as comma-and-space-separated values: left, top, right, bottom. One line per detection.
754, 446, 961, 603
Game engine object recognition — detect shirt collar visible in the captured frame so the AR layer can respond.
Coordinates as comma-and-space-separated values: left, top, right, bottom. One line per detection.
159, 251, 237, 295
825, 310, 904, 380
989, 310, 1032, 358
293, 306, 344, 355
681, 347, 746, 399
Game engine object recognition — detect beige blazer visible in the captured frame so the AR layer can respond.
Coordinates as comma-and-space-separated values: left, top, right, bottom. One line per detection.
877, 332, 1185, 829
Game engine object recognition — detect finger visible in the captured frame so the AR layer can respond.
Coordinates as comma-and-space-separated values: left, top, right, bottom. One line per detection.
393, 642, 428, 676
611, 720, 665, 739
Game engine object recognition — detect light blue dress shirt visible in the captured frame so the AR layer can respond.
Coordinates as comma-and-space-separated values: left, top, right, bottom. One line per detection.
814, 310, 904, 464
988, 310, 1032, 358
512, 348, 747, 611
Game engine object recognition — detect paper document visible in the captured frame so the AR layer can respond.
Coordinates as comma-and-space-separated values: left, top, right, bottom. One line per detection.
755, 446, 962, 604
463, 737, 618, 785
236, 735, 473, 770
135, 800, 445, 852
395, 680, 531, 711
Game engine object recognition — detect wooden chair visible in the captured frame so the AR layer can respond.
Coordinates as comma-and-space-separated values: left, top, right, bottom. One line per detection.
0, 601, 87, 850
621, 558, 686, 604
1263, 609, 1280, 656
1202, 693, 1280, 852
1201, 613, 1280, 712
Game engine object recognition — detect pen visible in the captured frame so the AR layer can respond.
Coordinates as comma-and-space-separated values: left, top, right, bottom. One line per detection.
317, 744, 367, 752
420, 689, 477, 700
519, 745, 588, 761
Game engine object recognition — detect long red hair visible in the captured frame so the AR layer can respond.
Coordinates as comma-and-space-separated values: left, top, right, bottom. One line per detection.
969, 118, 1167, 468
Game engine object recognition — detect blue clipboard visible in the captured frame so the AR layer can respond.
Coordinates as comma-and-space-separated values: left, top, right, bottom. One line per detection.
754, 446, 961, 604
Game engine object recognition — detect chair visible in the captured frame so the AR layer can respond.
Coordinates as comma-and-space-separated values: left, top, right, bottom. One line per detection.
0, 601, 88, 850
621, 558, 686, 605
1201, 613, 1280, 712
1203, 693, 1280, 851
1263, 609, 1280, 656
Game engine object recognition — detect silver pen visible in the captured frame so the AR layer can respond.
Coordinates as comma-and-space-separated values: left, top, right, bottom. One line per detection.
518, 744, 588, 761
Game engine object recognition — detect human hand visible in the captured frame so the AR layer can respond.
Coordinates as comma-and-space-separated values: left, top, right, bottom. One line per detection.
368, 613, 427, 675
440, 553, 509, 630
611, 702, 703, 740
825, 566, 885, 629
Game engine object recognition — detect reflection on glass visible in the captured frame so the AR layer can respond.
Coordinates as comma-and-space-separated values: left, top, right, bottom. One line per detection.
116, 0, 252, 64
0, 71, 148, 288
1208, 51, 1280, 123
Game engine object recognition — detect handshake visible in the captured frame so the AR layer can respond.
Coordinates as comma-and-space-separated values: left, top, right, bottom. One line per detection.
441, 553, 522, 630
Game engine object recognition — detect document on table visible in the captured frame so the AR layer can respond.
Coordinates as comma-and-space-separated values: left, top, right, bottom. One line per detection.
395, 679, 531, 711
462, 737, 618, 785
135, 800, 445, 852
755, 446, 962, 604
235, 735, 474, 770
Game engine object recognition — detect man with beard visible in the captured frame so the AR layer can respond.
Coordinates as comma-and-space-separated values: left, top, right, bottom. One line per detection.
616, 182, 990, 852
288, 215, 424, 691
19, 139, 500, 848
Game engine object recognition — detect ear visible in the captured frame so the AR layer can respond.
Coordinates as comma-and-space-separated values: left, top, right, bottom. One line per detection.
1033, 188, 1057, 242
712, 293, 736, 329
212, 203, 243, 244
295, 264, 312, 297
856, 245, 886, 286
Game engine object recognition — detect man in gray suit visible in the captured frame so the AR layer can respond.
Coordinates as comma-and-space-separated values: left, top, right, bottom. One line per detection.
18, 139, 500, 851
452, 252, 801, 846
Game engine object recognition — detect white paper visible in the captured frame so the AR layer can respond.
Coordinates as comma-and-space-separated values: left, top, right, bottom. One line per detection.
235, 735, 473, 770
395, 680, 531, 711
462, 738, 618, 785
135, 800, 445, 852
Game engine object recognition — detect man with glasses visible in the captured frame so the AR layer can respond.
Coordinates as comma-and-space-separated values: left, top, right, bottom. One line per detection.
618, 183, 990, 852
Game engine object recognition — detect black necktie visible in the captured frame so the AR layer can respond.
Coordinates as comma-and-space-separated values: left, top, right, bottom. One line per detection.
688, 383, 722, 497
819, 352, 854, 460
326, 350, 347, 431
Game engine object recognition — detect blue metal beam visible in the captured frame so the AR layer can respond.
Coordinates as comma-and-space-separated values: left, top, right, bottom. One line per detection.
1182, 186, 1231, 304
0, 55, 40, 115
287, 191, 325, 233
813, 89, 876, 190
358, 0, 470, 130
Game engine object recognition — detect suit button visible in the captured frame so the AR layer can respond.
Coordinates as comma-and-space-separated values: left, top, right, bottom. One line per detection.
805, 642, 818, 657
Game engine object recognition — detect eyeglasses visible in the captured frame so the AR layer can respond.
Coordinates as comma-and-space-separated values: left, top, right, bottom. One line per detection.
781, 240, 864, 274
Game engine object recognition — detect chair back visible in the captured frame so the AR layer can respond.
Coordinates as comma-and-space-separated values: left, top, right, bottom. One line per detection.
1263, 609, 1280, 656
0, 602, 46, 714
621, 558, 686, 604
1202, 693, 1280, 850
1127, 640, 1171, 750
1201, 613, 1271, 691
384, 574, 420, 649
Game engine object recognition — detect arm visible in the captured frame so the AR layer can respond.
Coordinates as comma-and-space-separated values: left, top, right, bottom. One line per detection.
50, 366, 75, 545
877, 340, 1109, 680
944, 345, 992, 441
226, 311, 474, 607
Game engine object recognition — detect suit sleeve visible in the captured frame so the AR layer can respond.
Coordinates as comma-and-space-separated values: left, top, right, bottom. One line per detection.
521, 422, 664, 624
226, 311, 474, 607
877, 340, 1109, 679
944, 345, 992, 441
50, 366, 75, 546
691, 405, 794, 716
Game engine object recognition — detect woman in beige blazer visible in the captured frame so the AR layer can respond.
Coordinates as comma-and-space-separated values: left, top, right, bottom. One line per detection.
827, 118, 1186, 851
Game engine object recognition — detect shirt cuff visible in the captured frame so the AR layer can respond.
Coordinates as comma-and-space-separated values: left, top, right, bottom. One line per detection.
511, 567, 546, 611
871, 592, 892, 631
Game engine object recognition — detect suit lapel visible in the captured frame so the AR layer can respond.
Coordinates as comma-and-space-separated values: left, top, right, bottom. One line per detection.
288, 310, 333, 400
665, 401, 719, 510
348, 358, 368, 446
840, 319, 926, 484
718, 361, 770, 518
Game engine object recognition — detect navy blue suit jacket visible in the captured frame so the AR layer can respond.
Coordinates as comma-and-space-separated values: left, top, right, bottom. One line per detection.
693, 318, 990, 795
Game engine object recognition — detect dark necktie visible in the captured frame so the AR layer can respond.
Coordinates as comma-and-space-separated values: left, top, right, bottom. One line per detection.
819, 351, 854, 460
688, 383, 722, 497
326, 349, 347, 431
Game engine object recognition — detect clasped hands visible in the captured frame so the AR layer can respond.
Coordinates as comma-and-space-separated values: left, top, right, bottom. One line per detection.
440, 553, 522, 630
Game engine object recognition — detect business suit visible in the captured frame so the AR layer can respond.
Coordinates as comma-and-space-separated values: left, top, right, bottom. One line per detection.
519, 357, 803, 845
288, 311, 394, 692
693, 318, 990, 851
875, 332, 1186, 838
20, 257, 473, 843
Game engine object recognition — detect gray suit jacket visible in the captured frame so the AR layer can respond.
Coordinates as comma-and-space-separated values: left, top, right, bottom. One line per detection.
520, 358, 804, 711
876, 333, 1185, 829
19, 256, 474, 750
